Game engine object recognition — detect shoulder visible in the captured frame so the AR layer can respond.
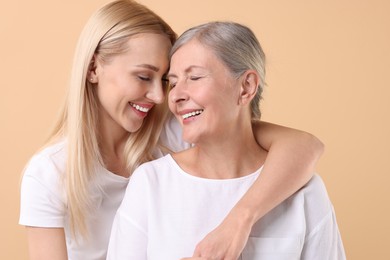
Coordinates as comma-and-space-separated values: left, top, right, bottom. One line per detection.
132, 155, 173, 178
19, 141, 68, 226
302, 174, 332, 208
29, 140, 66, 165
128, 155, 179, 189
120, 155, 176, 211
22, 141, 67, 185
300, 174, 334, 230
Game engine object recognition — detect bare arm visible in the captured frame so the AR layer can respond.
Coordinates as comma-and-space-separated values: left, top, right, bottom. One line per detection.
26, 227, 68, 260
239, 121, 324, 221
191, 122, 324, 259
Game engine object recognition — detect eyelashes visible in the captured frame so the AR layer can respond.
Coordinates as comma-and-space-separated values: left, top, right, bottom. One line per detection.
137, 75, 169, 87
189, 76, 202, 81
138, 76, 151, 81
167, 75, 204, 89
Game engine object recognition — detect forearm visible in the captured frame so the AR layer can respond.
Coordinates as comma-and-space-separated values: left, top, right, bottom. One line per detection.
190, 122, 324, 259
236, 121, 324, 224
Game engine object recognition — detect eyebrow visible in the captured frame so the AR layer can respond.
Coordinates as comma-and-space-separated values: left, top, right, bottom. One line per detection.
135, 64, 160, 72
167, 65, 206, 79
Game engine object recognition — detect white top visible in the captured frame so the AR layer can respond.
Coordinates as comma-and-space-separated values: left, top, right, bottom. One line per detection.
19, 115, 189, 260
107, 154, 346, 260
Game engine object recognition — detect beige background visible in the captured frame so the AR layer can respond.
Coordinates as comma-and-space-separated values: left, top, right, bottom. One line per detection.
1, 0, 389, 259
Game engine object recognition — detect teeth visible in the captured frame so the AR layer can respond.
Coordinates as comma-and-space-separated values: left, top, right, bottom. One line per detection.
182, 110, 203, 119
131, 103, 150, 112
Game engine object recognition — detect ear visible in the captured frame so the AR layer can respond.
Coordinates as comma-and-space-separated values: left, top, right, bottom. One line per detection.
87, 55, 98, 84
238, 70, 260, 105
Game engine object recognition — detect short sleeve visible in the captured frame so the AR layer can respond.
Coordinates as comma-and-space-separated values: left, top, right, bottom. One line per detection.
159, 113, 191, 153
301, 207, 346, 259
19, 154, 66, 227
300, 175, 346, 259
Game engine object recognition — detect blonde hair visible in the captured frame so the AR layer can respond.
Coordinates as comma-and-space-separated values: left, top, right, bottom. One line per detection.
170, 21, 265, 120
47, 0, 176, 238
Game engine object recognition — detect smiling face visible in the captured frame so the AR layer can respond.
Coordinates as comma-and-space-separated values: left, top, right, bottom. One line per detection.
168, 39, 242, 144
92, 33, 171, 138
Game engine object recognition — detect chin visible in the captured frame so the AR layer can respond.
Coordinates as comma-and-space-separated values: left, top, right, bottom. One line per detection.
124, 121, 144, 133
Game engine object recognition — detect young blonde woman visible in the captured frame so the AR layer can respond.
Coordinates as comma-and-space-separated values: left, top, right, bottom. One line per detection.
19, 1, 323, 259
107, 21, 345, 260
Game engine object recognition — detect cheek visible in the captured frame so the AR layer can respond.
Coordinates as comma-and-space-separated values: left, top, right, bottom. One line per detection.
167, 90, 175, 110
168, 99, 175, 113
96, 87, 115, 112
96, 80, 124, 109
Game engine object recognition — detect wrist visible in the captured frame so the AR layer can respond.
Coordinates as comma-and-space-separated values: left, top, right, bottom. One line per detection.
229, 204, 258, 230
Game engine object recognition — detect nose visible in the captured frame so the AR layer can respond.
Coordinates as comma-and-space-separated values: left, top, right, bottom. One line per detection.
169, 80, 189, 104
146, 81, 165, 104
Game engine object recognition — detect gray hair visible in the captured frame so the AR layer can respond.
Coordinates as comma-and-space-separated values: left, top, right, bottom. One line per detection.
170, 21, 266, 119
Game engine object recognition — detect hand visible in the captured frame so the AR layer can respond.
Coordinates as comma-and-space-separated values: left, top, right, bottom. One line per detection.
191, 209, 252, 260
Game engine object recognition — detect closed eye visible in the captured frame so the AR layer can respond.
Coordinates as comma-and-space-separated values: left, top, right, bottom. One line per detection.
138, 76, 151, 81
190, 76, 202, 81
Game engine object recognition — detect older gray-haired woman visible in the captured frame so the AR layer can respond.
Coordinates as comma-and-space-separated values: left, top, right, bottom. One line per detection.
107, 21, 342, 260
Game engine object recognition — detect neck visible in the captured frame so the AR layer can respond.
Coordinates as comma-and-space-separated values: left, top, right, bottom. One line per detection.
98, 115, 130, 177
179, 121, 266, 179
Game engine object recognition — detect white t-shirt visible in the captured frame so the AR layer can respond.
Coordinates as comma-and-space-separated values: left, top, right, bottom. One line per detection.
107, 154, 346, 260
19, 115, 189, 260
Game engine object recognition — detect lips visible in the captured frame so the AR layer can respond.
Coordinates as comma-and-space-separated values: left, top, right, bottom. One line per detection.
181, 109, 204, 119
129, 102, 154, 118
129, 102, 152, 112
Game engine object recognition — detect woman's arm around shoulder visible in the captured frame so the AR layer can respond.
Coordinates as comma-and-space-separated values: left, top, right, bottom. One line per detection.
249, 121, 324, 218
190, 121, 324, 260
